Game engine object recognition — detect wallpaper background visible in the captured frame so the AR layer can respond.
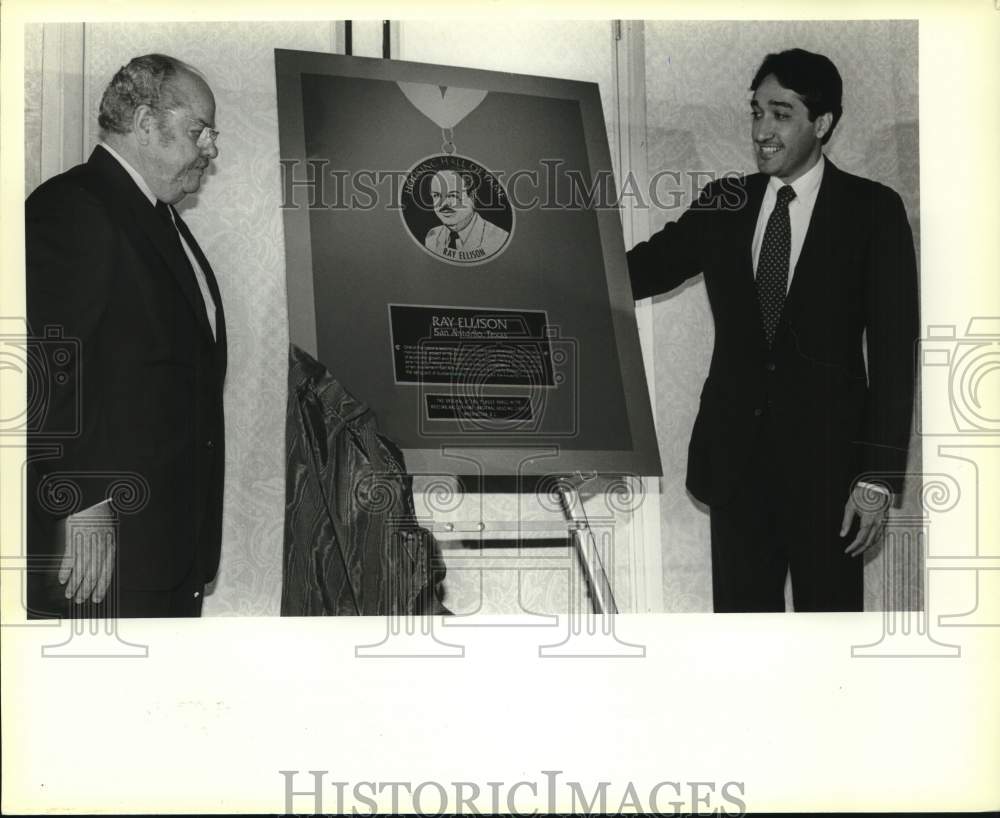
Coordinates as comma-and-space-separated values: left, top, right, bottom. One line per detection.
23, 24, 42, 195
22, 20, 920, 614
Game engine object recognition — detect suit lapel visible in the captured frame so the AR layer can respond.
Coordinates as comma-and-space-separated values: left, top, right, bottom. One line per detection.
87, 148, 218, 347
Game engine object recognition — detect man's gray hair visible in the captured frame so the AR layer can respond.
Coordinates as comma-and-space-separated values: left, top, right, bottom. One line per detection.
97, 53, 197, 135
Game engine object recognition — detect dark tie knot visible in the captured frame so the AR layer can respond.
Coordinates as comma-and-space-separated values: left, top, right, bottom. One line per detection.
154, 199, 174, 225
776, 185, 796, 207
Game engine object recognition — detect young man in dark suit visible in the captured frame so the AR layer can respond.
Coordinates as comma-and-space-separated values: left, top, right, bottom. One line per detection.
628, 49, 918, 612
26, 54, 226, 617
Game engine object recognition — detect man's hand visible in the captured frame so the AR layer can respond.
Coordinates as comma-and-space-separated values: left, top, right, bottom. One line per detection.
59, 506, 116, 604
840, 482, 891, 558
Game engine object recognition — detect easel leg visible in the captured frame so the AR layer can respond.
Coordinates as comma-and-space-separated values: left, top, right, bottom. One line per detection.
558, 485, 618, 615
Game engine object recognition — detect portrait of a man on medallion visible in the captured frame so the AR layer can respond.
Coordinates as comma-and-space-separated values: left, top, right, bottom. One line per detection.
402, 155, 513, 264
396, 82, 513, 265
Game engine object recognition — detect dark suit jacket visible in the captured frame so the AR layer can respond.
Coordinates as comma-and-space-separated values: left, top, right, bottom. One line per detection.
26, 146, 227, 597
627, 159, 918, 508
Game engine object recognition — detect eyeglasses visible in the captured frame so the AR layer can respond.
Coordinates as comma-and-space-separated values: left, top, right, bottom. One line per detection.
194, 125, 220, 150
154, 106, 219, 150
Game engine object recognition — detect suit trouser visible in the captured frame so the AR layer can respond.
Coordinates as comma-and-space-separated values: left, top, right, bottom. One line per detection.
708, 411, 864, 613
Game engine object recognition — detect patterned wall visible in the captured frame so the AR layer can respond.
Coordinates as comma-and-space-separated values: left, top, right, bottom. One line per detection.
23, 25, 43, 195
643, 20, 921, 611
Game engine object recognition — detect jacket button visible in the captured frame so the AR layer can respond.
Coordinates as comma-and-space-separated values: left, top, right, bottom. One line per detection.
766, 361, 776, 371
753, 408, 763, 417
206, 439, 214, 449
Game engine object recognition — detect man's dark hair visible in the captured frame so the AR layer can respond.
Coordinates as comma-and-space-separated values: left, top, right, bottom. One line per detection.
750, 49, 843, 145
98, 53, 189, 135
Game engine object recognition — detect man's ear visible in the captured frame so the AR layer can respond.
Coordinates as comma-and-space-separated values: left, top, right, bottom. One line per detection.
814, 111, 833, 141
132, 104, 156, 146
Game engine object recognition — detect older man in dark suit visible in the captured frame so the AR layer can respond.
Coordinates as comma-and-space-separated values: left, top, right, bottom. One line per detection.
26, 54, 226, 617
628, 49, 918, 612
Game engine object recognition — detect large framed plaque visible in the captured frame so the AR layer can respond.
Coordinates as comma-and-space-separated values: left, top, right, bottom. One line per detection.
276, 49, 661, 477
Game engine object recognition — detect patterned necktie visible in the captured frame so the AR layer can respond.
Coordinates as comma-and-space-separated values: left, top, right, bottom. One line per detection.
755, 184, 796, 347
447, 230, 460, 250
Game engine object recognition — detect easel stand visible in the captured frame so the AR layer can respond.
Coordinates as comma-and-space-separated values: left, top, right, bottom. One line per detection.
556, 484, 618, 614
380, 473, 648, 656
420, 474, 620, 616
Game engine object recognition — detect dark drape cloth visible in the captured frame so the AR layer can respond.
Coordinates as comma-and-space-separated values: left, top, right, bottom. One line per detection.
282, 344, 446, 615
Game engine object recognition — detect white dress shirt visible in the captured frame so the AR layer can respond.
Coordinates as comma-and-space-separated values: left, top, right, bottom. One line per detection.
751, 154, 825, 289
98, 142, 217, 339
